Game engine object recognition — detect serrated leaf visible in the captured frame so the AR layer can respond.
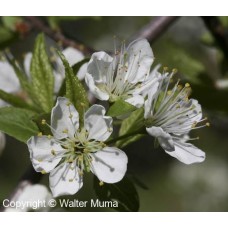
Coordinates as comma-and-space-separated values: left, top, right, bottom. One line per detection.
0, 107, 39, 142
30, 34, 54, 112
0, 89, 38, 112
107, 99, 136, 117
57, 50, 89, 125
116, 107, 145, 148
94, 176, 139, 212
56, 58, 89, 98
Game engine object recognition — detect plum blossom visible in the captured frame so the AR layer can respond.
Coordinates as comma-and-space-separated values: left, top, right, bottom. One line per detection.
144, 69, 208, 164
27, 97, 128, 197
85, 39, 158, 108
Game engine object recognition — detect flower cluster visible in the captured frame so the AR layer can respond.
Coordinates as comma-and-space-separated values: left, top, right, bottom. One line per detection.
23, 39, 207, 197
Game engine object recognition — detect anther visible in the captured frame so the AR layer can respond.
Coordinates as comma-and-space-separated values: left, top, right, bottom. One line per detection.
41, 170, 46, 175
41, 119, 46, 125
62, 129, 68, 134
47, 135, 52, 139
172, 68, 178, 73
206, 122, 210, 127
51, 149, 56, 156
37, 132, 43, 137
69, 179, 74, 182
167, 90, 172, 95
185, 83, 190, 88
163, 66, 169, 72
66, 101, 71, 106
99, 181, 104, 186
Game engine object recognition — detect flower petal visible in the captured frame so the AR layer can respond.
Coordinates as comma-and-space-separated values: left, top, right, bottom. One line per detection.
165, 141, 206, 165
53, 71, 64, 94
6, 184, 53, 212
85, 74, 109, 100
146, 126, 174, 151
125, 94, 144, 108
51, 97, 79, 139
85, 105, 113, 141
91, 147, 128, 183
23, 52, 32, 77
27, 136, 66, 173
62, 47, 84, 66
77, 62, 88, 80
86, 51, 113, 83
49, 162, 83, 197
125, 39, 154, 83
0, 61, 20, 94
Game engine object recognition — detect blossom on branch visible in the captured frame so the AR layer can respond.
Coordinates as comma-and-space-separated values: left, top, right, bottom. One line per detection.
85, 39, 157, 108
27, 97, 128, 197
144, 69, 208, 164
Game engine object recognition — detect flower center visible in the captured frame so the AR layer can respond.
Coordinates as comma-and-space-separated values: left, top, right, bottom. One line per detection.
59, 129, 106, 173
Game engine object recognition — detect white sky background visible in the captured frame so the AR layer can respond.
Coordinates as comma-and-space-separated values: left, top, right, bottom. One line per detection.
0, 0, 226, 16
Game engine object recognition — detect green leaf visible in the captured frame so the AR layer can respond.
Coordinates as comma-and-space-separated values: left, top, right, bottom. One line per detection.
116, 107, 145, 148
57, 50, 89, 125
107, 99, 136, 117
94, 176, 140, 212
56, 58, 89, 98
30, 34, 54, 113
0, 89, 38, 112
0, 107, 39, 142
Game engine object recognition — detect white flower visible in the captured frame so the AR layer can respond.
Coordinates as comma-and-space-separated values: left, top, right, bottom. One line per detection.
24, 47, 88, 93
0, 60, 20, 107
0, 131, 6, 156
27, 97, 128, 197
144, 69, 207, 164
5, 184, 52, 212
85, 39, 157, 108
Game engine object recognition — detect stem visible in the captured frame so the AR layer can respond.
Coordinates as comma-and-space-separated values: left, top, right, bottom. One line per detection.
132, 16, 179, 43
24, 16, 95, 56
106, 129, 146, 145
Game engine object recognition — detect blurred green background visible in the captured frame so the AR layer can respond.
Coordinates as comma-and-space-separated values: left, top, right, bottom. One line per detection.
1, 16, 228, 212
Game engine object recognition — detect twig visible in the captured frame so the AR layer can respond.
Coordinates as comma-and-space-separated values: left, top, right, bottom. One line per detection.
132, 16, 179, 42
24, 16, 95, 55
202, 16, 228, 60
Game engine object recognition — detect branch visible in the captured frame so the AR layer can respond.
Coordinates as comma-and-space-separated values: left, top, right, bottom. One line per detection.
133, 16, 179, 43
24, 16, 95, 55
202, 16, 228, 60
